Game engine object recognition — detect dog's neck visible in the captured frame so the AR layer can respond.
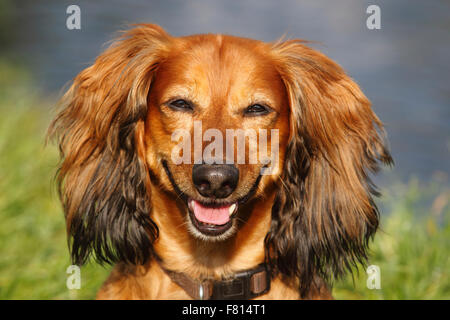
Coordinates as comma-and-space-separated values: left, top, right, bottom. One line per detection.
149, 184, 275, 280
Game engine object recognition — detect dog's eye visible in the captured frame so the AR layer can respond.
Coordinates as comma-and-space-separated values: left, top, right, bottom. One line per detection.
244, 104, 270, 116
168, 99, 193, 111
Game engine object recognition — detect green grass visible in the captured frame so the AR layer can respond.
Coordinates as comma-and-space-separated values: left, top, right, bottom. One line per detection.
0, 61, 448, 299
333, 179, 450, 299
0, 61, 111, 299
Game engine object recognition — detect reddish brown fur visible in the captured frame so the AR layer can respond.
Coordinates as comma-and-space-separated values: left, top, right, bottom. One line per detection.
48, 24, 392, 300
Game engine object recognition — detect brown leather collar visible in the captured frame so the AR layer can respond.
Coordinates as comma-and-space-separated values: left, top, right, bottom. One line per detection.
159, 263, 271, 300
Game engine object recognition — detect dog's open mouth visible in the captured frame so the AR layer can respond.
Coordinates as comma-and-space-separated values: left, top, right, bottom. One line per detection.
187, 199, 238, 236
161, 160, 263, 238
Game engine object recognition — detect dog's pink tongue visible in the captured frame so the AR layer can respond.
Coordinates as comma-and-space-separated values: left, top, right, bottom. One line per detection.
192, 200, 231, 225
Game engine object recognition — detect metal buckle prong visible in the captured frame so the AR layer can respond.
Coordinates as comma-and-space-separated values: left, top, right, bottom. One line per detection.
199, 283, 204, 300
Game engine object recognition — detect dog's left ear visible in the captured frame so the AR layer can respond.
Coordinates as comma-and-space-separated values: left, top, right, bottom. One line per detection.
266, 40, 393, 296
48, 24, 171, 265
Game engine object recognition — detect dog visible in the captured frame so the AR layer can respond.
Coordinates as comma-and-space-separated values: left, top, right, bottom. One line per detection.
49, 24, 392, 299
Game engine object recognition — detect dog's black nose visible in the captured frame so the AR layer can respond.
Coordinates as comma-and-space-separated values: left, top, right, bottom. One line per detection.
192, 164, 239, 199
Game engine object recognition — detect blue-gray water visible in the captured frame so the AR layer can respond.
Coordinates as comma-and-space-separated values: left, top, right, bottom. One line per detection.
6, 0, 450, 187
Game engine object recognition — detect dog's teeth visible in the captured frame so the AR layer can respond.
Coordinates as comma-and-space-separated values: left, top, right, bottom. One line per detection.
229, 203, 237, 215
188, 199, 195, 211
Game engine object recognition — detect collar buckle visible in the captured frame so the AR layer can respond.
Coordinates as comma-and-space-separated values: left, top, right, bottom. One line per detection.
210, 264, 271, 300
160, 261, 270, 300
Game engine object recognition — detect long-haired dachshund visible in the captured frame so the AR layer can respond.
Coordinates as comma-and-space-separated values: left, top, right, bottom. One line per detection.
49, 24, 392, 299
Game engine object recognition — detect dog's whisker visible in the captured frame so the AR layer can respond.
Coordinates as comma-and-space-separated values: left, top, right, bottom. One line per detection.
175, 190, 186, 202
175, 220, 190, 230
235, 216, 248, 226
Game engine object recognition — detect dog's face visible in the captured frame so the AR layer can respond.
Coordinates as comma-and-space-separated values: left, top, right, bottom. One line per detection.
50, 24, 392, 296
144, 35, 289, 240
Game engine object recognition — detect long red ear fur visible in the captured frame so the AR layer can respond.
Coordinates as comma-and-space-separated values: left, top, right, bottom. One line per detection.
265, 40, 393, 297
48, 24, 171, 265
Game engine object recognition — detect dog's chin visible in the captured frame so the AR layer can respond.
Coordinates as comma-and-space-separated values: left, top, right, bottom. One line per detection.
185, 198, 239, 241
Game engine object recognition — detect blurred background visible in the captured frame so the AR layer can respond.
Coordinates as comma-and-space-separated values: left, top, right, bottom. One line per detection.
0, 0, 448, 299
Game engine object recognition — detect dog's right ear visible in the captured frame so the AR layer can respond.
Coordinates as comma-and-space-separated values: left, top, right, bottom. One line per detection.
266, 39, 392, 297
48, 24, 171, 265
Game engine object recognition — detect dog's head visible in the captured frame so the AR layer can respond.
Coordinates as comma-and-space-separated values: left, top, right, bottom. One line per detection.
144, 32, 290, 241
49, 24, 392, 295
